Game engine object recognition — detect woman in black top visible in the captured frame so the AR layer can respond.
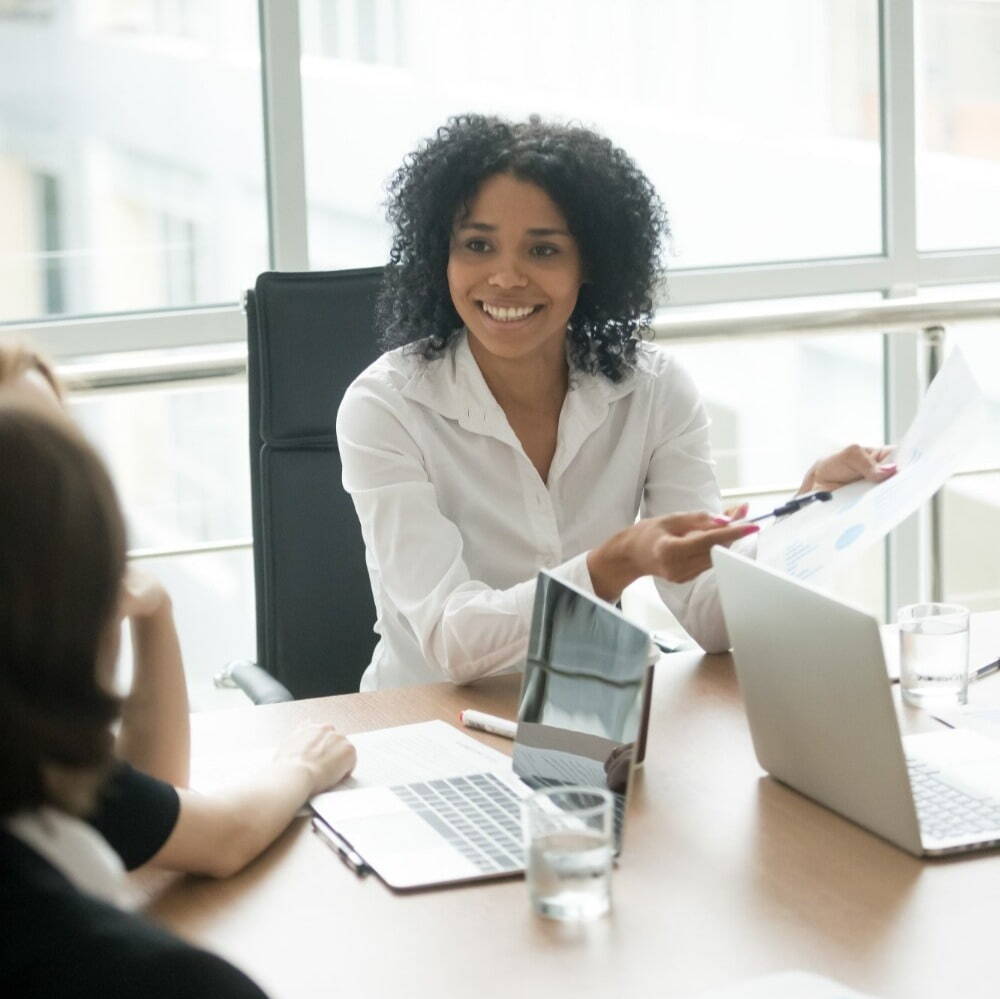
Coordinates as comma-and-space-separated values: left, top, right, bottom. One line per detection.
0, 401, 266, 998
0, 342, 358, 880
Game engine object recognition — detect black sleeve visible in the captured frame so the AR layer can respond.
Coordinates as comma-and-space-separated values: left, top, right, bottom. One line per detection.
87, 762, 181, 870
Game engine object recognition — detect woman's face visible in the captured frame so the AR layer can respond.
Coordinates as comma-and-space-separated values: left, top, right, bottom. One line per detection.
447, 173, 584, 372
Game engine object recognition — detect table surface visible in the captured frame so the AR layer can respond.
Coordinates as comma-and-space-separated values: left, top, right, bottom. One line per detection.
144, 614, 1000, 999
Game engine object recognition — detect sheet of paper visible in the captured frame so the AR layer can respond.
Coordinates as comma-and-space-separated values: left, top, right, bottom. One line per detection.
758, 348, 985, 581
330, 719, 513, 791
686, 971, 878, 999
932, 706, 1000, 739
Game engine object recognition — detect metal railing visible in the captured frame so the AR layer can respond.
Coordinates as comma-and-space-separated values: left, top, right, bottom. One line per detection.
54, 289, 1000, 390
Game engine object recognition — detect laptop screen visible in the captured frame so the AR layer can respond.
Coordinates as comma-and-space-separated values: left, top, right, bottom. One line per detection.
513, 571, 652, 846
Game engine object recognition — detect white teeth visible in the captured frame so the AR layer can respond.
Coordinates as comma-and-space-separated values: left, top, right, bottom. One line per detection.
481, 303, 536, 322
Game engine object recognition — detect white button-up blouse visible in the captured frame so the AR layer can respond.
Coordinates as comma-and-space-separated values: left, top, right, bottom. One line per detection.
337, 332, 735, 690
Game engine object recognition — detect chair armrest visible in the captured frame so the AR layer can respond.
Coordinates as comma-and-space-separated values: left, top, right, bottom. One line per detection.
222, 660, 294, 705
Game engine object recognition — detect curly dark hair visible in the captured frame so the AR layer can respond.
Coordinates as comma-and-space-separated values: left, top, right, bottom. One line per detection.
377, 114, 668, 382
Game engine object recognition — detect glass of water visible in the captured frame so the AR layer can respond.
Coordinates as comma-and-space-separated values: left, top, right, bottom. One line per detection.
522, 785, 613, 921
898, 603, 970, 707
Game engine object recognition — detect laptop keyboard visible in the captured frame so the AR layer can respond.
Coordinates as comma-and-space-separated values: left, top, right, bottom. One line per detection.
907, 758, 1000, 841
391, 773, 524, 874
522, 774, 627, 834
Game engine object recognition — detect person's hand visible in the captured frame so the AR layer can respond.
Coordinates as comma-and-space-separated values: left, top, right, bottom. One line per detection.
603, 743, 634, 793
119, 567, 172, 621
723, 501, 749, 521
633, 511, 759, 584
276, 724, 357, 795
587, 510, 758, 602
798, 444, 896, 495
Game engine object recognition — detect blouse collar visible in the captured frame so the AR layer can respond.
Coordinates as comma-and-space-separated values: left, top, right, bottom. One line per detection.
400, 330, 641, 462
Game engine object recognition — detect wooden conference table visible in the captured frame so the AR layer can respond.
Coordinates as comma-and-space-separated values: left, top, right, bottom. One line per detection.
145, 615, 1000, 999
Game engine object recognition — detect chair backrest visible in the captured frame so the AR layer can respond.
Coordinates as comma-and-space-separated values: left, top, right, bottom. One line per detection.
246, 268, 383, 698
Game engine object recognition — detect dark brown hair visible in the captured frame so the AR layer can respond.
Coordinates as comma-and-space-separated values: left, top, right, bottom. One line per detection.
0, 402, 125, 817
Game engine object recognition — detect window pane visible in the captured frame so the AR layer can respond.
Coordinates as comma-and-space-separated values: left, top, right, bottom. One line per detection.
917, 0, 1000, 251
941, 326, 1000, 472
126, 548, 256, 712
942, 472, 1000, 612
301, 0, 882, 273
664, 330, 884, 491
0, 1, 268, 323
68, 378, 251, 551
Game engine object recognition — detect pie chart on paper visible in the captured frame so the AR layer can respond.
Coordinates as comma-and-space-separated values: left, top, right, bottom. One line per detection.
835, 524, 865, 550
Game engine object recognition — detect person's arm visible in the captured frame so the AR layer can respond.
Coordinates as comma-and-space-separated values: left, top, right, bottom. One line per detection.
586, 512, 757, 604
116, 569, 190, 788
617, 356, 752, 653
338, 383, 544, 685
148, 724, 356, 879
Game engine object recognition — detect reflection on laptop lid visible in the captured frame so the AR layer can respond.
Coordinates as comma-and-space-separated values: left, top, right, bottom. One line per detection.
515, 572, 652, 848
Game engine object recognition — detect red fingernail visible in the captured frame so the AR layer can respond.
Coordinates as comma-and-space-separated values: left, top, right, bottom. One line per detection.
712, 516, 731, 526
879, 463, 897, 472
740, 524, 760, 535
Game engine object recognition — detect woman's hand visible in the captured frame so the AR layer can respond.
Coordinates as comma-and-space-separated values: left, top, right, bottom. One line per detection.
275, 724, 358, 796
119, 567, 172, 622
798, 444, 896, 495
587, 511, 758, 604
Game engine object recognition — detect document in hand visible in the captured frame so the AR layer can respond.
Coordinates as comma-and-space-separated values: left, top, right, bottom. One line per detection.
757, 347, 985, 581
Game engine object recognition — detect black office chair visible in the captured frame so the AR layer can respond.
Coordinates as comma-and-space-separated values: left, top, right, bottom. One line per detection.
227, 268, 384, 702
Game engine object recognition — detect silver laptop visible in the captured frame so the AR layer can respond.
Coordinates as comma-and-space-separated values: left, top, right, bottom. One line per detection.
311, 571, 652, 890
712, 546, 1000, 857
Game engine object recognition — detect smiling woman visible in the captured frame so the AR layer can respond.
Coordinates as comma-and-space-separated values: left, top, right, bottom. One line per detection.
448, 173, 584, 377
336, 113, 889, 692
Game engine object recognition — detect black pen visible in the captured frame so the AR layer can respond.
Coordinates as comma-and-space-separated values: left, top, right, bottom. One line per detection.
746, 490, 834, 524
311, 817, 369, 877
973, 657, 1000, 683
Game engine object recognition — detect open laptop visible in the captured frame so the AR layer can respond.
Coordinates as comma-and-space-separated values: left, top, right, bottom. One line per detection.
311, 571, 652, 890
712, 546, 1000, 857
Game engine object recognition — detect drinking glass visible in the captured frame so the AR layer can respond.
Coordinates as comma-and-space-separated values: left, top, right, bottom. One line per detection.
898, 603, 970, 707
522, 785, 613, 921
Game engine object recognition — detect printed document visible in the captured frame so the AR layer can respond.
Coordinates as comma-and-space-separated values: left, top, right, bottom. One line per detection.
319, 720, 512, 793
757, 348, 985, 581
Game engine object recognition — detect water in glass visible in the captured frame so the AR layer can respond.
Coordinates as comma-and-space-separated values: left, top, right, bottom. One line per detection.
526, 830, 613, 920
900, 614, 970, 706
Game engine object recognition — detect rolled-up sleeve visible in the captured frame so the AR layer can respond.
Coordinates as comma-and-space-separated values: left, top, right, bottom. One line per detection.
338, 380, 589, 684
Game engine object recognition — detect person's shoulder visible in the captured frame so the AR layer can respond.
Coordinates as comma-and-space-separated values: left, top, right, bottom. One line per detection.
625, 340, 695, 397
0, 833, 266, 998
346, 344, 425, 398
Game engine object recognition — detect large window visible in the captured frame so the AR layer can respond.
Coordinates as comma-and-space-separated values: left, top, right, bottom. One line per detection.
2, 0, 998, 339
917, 0, 1000, 251
301, 0, 882, 271
0, 1, 268, 324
